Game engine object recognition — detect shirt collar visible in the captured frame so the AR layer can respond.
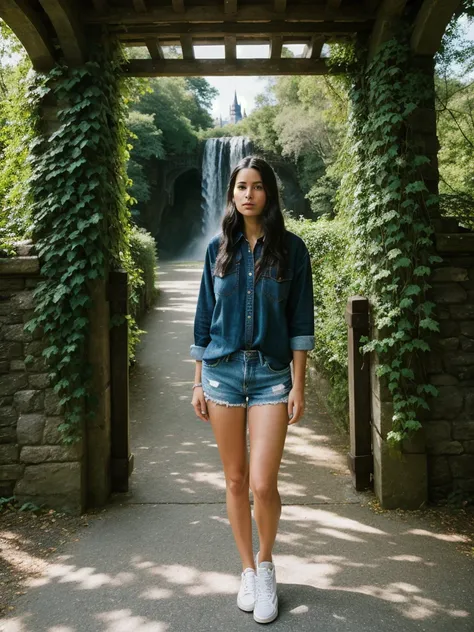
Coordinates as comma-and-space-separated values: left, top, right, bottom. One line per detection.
233, 230, 265, 245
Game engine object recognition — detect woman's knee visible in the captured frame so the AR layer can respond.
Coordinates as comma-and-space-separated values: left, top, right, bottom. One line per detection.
226, 471, 249, 496
250, 478, 278, 503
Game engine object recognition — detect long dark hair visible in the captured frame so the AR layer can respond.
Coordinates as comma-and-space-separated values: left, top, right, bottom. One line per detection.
214, 156, 287, 278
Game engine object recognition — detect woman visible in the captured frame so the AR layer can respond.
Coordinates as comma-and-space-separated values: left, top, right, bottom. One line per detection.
190, 156, 314, 624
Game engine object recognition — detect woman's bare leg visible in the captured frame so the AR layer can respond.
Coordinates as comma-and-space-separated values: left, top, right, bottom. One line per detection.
248, 403, 288, 563
207, 401, 254, 570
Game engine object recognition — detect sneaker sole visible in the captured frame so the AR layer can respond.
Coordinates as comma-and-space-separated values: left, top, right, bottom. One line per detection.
237, 598, 255, 613
253, 608, 278, 624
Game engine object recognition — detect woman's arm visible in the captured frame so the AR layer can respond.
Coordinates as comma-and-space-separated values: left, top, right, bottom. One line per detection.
288, 350, 307, 424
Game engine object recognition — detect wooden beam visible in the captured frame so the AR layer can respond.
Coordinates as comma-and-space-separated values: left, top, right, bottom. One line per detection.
304, 35, 325, 59
224, 0, 237, 14
368, 0, 407, 60
145, 39, 164, 60
84, 4, 374, 24
270, 35, 283, 59
172, 0, 185, 12
0, 0, 56, 71
180, 34, 194, 60
39, 0, 87, 66
274, 0, 286, 11
224, 34, 236, 61
110, 21, 369, 39
132, 0, 147, 11
411, 0, 462, 55
123, 58, 329, 76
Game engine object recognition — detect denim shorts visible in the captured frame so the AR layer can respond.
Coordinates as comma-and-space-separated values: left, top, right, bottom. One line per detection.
201, 350, 292, 408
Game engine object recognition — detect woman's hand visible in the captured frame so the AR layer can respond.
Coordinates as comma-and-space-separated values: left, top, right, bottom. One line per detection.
287, 386, 305, 425
192, 386, 209, 422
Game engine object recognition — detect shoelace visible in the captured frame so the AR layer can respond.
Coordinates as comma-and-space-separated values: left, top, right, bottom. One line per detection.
256, 568, 274, 602
242, 571, 255, 596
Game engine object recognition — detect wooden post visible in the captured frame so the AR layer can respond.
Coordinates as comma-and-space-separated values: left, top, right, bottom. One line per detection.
345, 296, 372, 490
109, 269, 134, 492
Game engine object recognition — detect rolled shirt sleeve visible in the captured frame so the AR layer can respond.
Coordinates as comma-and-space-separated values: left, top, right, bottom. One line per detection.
287, 248, 315, 352
190, 244, 216, 360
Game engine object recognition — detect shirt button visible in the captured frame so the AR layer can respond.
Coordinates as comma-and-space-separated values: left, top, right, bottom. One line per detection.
248, 290, 251, 294
248, 272, 252, 276
248, 315, 251, 319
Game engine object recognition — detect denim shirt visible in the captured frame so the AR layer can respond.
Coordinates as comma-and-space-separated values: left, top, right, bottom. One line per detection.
190, 229, 315, 367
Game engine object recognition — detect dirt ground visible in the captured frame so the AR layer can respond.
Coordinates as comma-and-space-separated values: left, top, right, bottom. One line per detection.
0, 496, 473, 619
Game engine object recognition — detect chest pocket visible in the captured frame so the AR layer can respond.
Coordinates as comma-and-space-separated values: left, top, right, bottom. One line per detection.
262, 265, 293, 303
213, 250, 242, 297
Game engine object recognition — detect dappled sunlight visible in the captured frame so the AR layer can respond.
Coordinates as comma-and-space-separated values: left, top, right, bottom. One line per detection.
281, 506, 386, 536
96, 610, 168, 631
405, 529, 470, 543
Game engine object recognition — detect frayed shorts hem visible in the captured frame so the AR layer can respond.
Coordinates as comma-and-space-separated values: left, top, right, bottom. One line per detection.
204, 393, 289, 408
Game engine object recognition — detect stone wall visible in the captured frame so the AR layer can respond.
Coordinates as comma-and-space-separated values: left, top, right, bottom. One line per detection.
425, 220, 474, 503
0, 245, 84, 514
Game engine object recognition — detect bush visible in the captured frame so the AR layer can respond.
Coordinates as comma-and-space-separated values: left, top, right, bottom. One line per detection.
128, 226, 158, 362
286, 215, 362, 431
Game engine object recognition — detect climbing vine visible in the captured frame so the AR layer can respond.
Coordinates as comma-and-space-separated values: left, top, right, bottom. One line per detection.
334, 36, 441, 448
24, 42, 139, 443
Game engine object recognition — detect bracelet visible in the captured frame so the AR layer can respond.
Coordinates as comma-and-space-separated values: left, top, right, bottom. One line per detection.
192, 383, 203, 389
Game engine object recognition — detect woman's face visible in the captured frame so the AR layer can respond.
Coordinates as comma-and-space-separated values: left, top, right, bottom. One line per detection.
232, 168, 267, 218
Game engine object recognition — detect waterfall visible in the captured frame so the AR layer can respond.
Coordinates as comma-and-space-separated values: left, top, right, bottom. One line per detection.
185, 136, 253, 259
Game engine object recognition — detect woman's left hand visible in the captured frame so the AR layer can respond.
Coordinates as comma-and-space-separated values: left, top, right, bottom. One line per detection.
287, 386, 305, 425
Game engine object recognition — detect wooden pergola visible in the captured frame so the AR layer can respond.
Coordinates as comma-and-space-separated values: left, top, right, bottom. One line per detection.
0, 0, 462, 76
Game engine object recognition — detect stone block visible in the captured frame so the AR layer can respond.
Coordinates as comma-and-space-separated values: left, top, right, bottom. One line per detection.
439, 337, 459, 351
460, 336, 474, 352
429, 374, 458, 386
0, 341, 22, 360
10, 360, 25, 371
429, 484, 453, 504
0, 361, 8, 373
424, 420, 451, 443
425, 351, 443, 373
0, 406, 17, 426
427, 440, 464, 455
431, 283, 467, 304
3, 324, 32, 342
428, 456, 452, 486
0, 425, 16, 444
0, 463, 24, 480
429, 386, 463, 420
14, 462, 81, 494
449, 455, 474, 478
452, 421, 474, 441
28, 373, 50, 390
27, 357, 47, 372
444, 353, 474, 378
450, 304, 474, 319
11, 290, 36, 311
1, 311, 23, 325
0, 373, 28, 397
439, 321, 459, 337
432, 267, 468, 282
436, 234, 474, 254
43, 417, 64, 444
44, 389, 63, 415
17, 414, 45, 445
13, 390, 44, 413
20, 443, 82, 463
0, 257, 39, 275
372, 425, 427, 509
0, 481, 14, 497
0, 444, 19, 463
0, 278, 25, 291
25, 340, 47, 357
25, 278, 39, 289
465, 391, 474, 415
464, 441, 474, 453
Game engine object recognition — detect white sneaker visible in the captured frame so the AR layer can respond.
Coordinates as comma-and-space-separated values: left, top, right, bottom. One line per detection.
237, 567, 256, 612
254, 553, 278, 624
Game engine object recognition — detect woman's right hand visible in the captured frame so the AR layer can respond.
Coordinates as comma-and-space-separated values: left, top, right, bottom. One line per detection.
192, 386, 209, 422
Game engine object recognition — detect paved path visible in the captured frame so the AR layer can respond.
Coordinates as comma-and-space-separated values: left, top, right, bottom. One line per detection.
1, 262, 473, 631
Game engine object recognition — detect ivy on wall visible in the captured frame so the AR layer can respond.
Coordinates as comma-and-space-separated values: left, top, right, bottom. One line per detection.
335, 36, 441, 448
24, 42, 140, 443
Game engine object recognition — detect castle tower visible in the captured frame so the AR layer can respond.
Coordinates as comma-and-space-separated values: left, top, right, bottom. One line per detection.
229, 90, 242, 124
